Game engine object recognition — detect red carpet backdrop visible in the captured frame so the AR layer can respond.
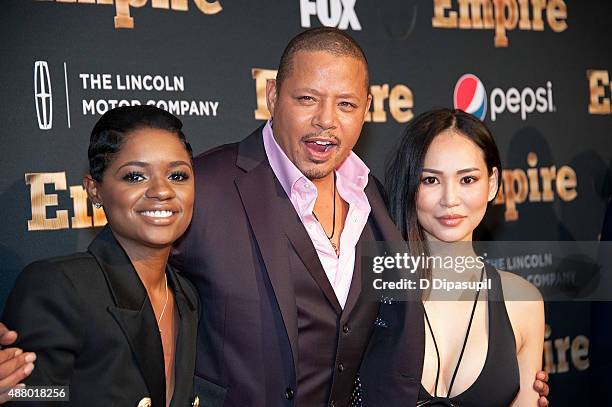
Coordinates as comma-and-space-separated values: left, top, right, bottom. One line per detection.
1, 1, 611, 405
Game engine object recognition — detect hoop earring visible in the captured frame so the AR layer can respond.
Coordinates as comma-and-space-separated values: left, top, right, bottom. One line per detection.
93, 202, 103, 209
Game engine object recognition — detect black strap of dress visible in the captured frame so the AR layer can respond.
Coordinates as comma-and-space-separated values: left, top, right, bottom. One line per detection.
421, 266, 485, 402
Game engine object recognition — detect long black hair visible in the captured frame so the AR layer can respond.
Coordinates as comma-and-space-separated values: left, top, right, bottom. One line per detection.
385, 108, 502, 275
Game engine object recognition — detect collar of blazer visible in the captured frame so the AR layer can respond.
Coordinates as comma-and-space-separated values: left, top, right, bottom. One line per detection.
236, 124, 266, 172
87, 225, 198, 407
87, 225, 197, 311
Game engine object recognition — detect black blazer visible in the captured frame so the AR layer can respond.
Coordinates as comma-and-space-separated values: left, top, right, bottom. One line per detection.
3, 226, 208, 407
171, 126, 424, 406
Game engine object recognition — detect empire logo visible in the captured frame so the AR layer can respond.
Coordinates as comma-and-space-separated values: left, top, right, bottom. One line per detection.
588, 69, 612, 115
543, 324, 589, 375
432, 0, 568, 48
43, 0, 222, 29
493, 152, 577, 222
26, 172, 107, 231
252, 68, 414, 123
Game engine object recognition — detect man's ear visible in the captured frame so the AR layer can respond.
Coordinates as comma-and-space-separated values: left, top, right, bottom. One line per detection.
266, 79, 278, 118
488, 167, 500, 202
363, 93, 372, 121
83, 174, 103, 206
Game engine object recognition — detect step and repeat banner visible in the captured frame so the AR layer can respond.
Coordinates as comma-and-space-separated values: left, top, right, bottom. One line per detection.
1, 1, 611, 405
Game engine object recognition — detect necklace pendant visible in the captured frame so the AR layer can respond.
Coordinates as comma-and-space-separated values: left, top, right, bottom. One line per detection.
330, 240, 339, 257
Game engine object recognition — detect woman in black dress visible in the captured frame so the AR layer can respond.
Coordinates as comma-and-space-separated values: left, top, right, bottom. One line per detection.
394, 108, 544, 406
356, 108, 545, 407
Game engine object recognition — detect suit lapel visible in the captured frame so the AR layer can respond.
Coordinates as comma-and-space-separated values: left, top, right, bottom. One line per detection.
341, 222, 370, 321
234, 129, 300, 374
285, 226, 343, 313
88, 227, 166, 407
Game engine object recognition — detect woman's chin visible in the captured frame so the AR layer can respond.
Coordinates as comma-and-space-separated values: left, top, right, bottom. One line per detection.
143, 234, 182, 248
136, 220, 190, 248
425, 228, 471, 243
129, 228, 184, 249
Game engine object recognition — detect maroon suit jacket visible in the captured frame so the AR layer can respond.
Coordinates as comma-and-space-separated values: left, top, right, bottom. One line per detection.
171, 126, 423, 406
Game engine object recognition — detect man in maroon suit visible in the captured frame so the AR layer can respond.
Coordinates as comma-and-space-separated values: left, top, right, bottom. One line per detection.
169, 28, 424, 406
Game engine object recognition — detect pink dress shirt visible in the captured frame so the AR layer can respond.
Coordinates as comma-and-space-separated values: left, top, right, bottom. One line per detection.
262, 120, 371, 308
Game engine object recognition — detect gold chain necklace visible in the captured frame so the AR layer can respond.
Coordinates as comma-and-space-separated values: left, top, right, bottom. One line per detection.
157, 273, 168, 333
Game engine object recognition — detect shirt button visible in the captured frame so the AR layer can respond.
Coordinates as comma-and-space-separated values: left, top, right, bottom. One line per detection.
342, 325, 350, 334
285, 387, 294, 400
338, 362, 345, 372
304, 183, 310, 189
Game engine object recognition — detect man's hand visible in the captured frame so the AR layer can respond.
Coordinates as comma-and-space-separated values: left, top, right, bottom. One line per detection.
0, 323, 36, 403
534, 370, 549, 407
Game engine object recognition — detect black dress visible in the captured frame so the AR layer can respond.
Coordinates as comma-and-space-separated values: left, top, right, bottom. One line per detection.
352, 265, 519, 407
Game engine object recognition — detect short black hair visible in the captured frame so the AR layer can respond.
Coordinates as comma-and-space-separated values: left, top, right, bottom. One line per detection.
385, 108, 502, 260
88, 105, 192, 182
276, 27, 369, 93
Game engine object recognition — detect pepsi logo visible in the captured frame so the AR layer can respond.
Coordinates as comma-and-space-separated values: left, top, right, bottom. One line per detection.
453, 74, 487, 120
453, 74, 555, 122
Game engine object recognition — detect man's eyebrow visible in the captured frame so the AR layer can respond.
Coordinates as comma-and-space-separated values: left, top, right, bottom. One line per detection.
293, 88, 360, 100
294, 87, 322, 95
337, 92, 359, 99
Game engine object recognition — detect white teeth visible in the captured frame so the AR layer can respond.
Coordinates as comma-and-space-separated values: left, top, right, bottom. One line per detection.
140, 210, 173, 218
314, 140, 332, 146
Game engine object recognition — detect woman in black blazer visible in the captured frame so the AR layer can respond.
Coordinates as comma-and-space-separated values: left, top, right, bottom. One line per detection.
2, 106, 203, 406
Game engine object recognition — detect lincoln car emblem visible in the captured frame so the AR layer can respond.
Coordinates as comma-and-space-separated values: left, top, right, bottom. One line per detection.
34, 61, 52, 130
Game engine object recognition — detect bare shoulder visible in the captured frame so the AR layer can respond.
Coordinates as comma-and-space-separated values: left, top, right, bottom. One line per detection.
496, 270, 544, 348
497, 269, 543, 303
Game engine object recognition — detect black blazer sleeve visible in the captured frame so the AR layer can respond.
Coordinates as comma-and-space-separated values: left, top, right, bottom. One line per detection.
2, 260, 85, 389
